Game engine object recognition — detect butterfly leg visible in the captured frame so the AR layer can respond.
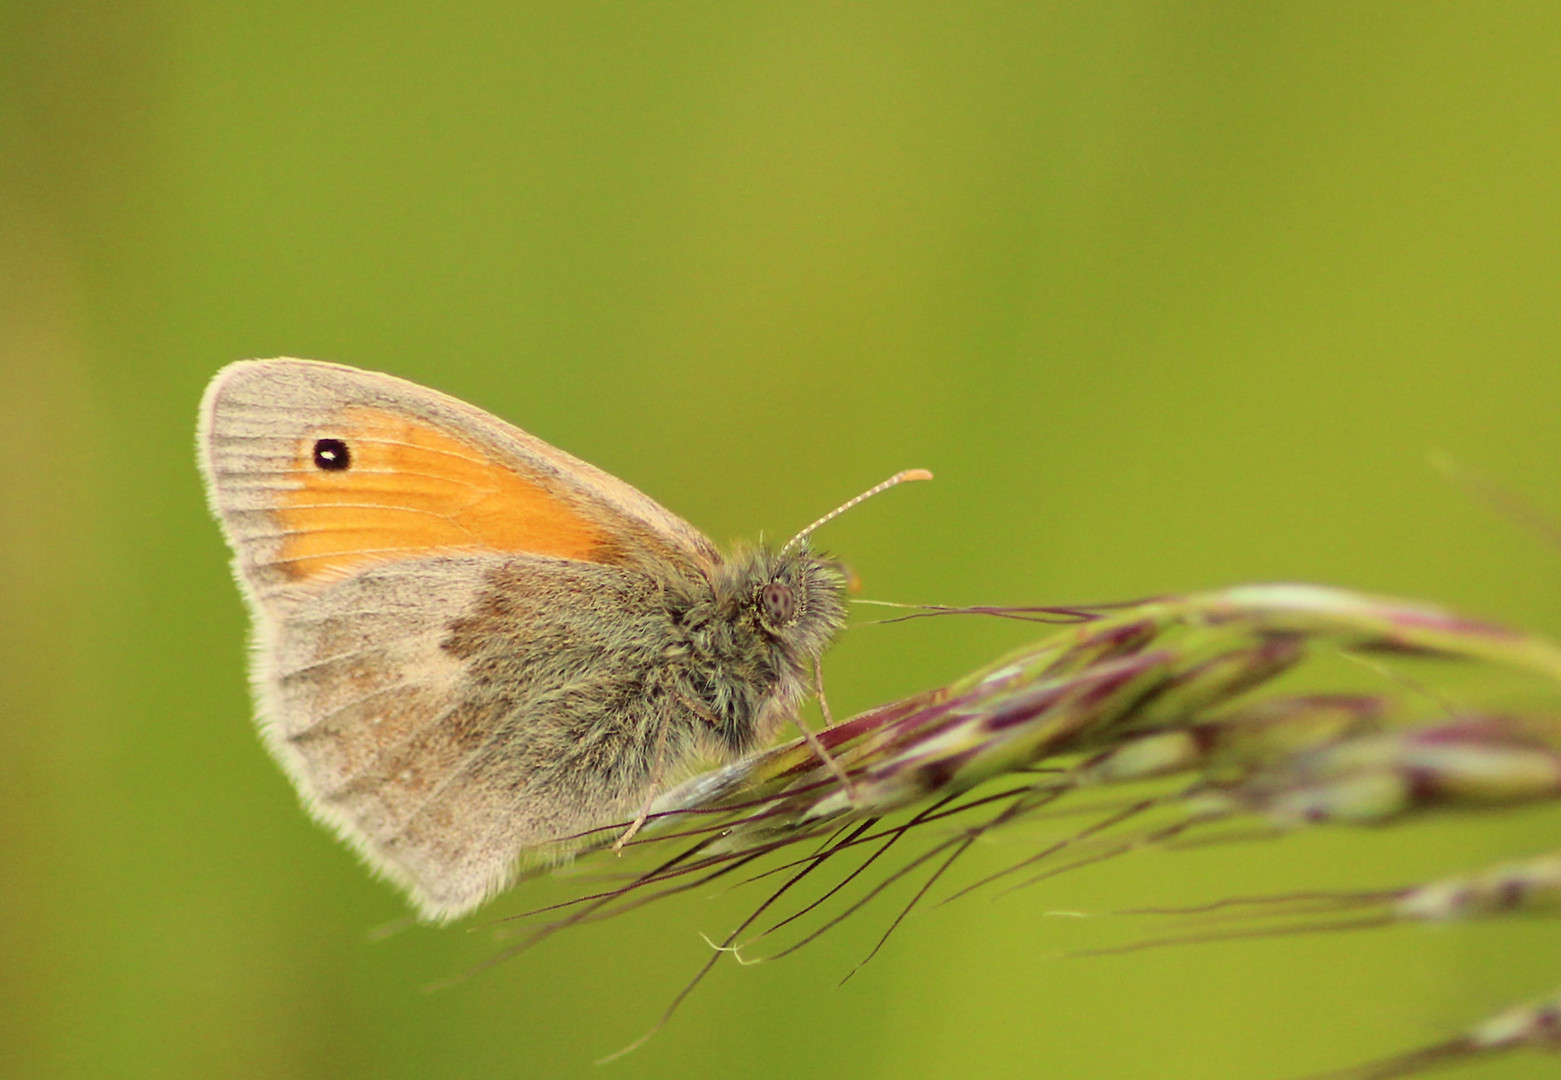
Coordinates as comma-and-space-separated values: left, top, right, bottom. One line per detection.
613, 705, 674, 854
801, 658, 856, 800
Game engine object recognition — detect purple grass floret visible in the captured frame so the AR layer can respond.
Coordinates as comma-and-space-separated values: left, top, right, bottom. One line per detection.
483, 583, 1561, 1076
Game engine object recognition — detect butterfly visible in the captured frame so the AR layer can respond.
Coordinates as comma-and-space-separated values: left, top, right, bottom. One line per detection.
198, 358, 927, 921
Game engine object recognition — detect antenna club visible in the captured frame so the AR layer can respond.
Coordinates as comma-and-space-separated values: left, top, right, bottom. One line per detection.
780, 467, 934, 555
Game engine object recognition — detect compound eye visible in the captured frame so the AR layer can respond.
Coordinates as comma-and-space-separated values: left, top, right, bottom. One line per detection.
760, 581, 797, 626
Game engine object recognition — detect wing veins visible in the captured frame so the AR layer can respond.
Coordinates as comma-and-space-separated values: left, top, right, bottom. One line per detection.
289, 680, 420, 737
213, 430, 490, 467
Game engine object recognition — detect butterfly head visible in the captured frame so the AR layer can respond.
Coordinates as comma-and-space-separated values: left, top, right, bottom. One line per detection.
709, 468, 934, 695
740, 542, 848, 653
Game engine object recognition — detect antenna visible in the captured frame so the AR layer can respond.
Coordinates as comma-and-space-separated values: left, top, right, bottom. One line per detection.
779, 468, 933, 556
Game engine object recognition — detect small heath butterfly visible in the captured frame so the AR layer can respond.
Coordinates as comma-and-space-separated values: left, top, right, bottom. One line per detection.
197, 359, 927, 922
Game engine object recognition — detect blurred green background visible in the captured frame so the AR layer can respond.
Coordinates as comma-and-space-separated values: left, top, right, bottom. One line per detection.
4, 4, 1561, 1079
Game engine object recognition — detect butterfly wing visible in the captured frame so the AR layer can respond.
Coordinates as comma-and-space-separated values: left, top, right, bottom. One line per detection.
199, 358, 717, 601
198, 359, 715, 920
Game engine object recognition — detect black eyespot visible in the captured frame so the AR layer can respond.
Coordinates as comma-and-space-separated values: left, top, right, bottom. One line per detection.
760, 581, 796, 626
312, 438, 351, 471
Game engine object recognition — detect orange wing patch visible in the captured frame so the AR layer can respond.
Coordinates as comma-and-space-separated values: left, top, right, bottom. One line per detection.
272, 407, 610, 582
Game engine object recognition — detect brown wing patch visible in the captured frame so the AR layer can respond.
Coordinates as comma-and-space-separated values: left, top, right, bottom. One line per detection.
274, 407, 611, 582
